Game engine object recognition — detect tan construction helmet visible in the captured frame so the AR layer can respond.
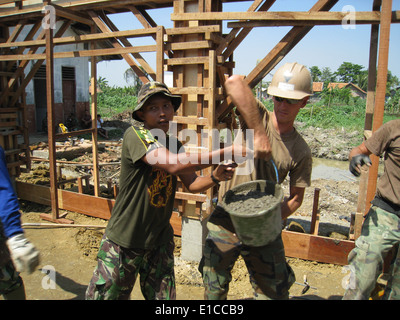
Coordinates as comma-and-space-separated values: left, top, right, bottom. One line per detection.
267, 62, 313, 100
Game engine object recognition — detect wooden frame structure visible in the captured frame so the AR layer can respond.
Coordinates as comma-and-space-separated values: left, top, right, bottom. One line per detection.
1, 0, 398, 264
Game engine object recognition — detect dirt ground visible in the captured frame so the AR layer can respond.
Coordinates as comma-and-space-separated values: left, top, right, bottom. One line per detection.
18, 209, 346, 300
7, 121, 364, 300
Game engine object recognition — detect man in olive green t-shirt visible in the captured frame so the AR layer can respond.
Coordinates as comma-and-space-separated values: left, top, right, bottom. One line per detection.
199, 63, 313, 300
343, 119, 400, 300
86, 82, 247, 300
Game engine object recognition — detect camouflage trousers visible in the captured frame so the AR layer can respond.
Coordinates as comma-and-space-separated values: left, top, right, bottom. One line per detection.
85, 235, 176, 300
0, 229, 23, 296
343, 205, 400, 300
199, 207, 295, 300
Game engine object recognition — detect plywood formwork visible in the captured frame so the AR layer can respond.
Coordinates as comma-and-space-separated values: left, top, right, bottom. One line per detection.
1, 0, 398, 264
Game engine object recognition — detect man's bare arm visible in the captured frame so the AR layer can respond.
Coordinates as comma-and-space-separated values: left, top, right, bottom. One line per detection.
224, 75, 271, 160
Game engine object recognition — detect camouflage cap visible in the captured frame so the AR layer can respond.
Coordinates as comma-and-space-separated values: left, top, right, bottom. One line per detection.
132, 81, 181, 121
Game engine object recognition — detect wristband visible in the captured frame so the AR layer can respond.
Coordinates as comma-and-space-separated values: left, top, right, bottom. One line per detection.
210, 172, 220, 185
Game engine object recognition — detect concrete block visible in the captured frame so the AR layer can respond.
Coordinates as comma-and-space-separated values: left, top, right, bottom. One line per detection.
181, 217, 208, 262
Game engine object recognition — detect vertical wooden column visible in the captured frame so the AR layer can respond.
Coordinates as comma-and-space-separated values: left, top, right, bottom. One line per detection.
91, 24, 100, 197
352, 0, 381, 239
44, 3, 59, 221
156, 26, 165, 82
365, 0, 392, 210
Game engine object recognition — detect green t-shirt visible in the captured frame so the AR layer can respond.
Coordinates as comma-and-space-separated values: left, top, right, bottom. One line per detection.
105, 125, 183, 249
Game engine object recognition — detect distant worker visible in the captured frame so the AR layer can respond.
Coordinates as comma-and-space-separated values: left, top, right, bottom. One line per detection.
66, 113, 78, 131
81, 110, 92, 129
0, 146, 40, 300
343, 119, 400, 300
96, 114, 109, 139
85, 81, 248, 300
199, 62, 313, 300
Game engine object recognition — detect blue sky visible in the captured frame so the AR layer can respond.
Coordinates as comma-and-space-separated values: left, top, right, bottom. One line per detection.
96, 0, 400, 87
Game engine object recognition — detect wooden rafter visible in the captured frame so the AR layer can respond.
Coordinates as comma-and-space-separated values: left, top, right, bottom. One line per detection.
88, 10, 150, 83
217, 0, 339, 120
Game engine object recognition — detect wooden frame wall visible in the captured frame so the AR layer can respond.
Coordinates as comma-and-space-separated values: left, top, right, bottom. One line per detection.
1, 0, 398, 264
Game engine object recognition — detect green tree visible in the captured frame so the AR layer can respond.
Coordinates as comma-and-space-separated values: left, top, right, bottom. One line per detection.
320, 67, 336, 84
309, 66, 322, 82
387, 70, 400, 93
335, 62, 364, 83
355, 71, 368, 91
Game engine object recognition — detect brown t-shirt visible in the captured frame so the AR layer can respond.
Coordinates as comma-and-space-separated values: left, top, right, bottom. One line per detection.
218, 107, 312, 201
365, 119, 400, 206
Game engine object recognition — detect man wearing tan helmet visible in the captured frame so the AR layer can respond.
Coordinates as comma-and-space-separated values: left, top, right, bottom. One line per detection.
199, 62, 313, 300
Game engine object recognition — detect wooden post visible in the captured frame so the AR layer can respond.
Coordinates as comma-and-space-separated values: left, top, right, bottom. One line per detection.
310, 188, 320, 235
365, 0, 392, 211
44, 2, 59, 221
156, 25, 165, 82
90, 24, 100, 197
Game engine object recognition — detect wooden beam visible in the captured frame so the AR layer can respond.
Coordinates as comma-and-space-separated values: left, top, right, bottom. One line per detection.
90, 23, 100, 198
0, 28, 159, 49
282, 230, 354, 265
171, 11, 387, 23
217, 0, 339, 122
15, 181, 181, 234
156, 25, 164, 82
229, 11, 400, 27
98, 11, 156, 81
44, 5, 59, 221
0, 44, 157, 61
88, 10, 149, 83
366, 0, 393, 211
51, 3, 94, 26
218, 0, 276, 60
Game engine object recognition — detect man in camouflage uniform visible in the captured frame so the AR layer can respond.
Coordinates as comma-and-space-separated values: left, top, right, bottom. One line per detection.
343, 119, 400, 300
86, 82, 244, 300
199, 63, 313, 300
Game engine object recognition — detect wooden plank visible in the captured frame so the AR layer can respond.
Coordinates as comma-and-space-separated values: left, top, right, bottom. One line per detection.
282, 230, 354, 265
90, 23, 100, 198
165, 25, 220, 35
16, 181, 182, 235
16, 181, 51, 206
173, 115, 208, 126
89, 10, 149, 84
0, 28, 158, 49
171, 211, 182, 236
156, 25, 164, 82
165, 40, 212, 51
57, 188, 113, 220
166, 56, 209, 66
310, 188, 320, 235
175, 191, 207, 202
51, 3, 94, 26
98, 11, 156, 81
0, 45, 157, 61
171, 11, 384, 23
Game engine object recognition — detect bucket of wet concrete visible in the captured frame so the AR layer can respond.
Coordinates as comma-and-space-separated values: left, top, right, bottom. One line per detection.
219, 180, 283, 247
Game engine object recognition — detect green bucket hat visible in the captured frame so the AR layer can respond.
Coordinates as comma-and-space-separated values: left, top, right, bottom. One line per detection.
132, 81, 181, 121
